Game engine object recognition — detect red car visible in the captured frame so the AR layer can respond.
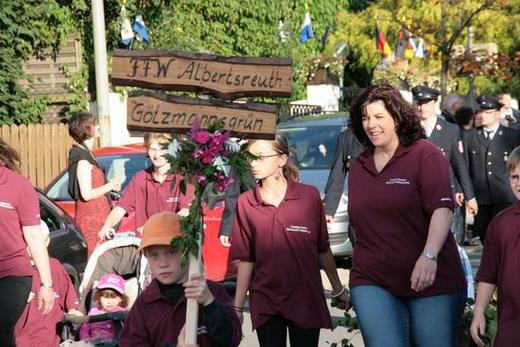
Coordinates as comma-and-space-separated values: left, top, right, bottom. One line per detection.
44, 143, 237, 282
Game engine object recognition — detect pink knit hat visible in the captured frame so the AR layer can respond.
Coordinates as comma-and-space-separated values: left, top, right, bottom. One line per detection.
96, 274, 125, 295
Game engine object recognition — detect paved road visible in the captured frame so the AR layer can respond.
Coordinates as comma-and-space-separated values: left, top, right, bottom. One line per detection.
237, 243, 483, 347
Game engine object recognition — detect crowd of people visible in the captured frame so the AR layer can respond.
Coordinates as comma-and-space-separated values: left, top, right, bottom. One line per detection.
0, 84, 519, 347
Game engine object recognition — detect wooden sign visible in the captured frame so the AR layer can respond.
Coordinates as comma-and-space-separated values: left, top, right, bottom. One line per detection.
112, 49, 292, 99
127, 91, 277, 139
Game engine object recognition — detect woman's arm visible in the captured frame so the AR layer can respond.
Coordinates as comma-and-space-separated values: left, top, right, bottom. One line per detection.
22, 225, 55, 314
410, 207, 453, 292
319, 248, 350, 309
98, 206, 127, 240
470, 282, 496, 346
77, 160, 119, 201
234, 261, 254, 323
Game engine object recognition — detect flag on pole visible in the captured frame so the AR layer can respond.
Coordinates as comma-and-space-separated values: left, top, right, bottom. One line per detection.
396, 30, 407, 60
414, 38, 426, 58
120, 5, 134, 46
404, 37, 416, 59
299, 11, 314, 44
133, 15, 150, 43
375, 27, 392, 57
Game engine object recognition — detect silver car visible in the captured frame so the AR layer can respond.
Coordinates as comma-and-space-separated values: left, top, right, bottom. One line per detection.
278, 114, 352, 257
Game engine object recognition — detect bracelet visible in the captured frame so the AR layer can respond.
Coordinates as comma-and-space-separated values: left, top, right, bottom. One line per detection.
331, 287, 345, 298
422, 252, 438, 262
234, 305, 244, 312
41, 282, 54, 289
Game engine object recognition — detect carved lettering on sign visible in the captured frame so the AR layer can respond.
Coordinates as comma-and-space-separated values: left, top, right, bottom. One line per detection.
127, 92, 277, 139
112, 50, 292, 99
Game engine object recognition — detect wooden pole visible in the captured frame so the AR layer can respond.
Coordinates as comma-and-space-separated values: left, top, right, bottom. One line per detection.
185, 213, 203, 344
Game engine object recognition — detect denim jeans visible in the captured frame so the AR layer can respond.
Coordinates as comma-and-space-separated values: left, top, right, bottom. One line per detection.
350, 285, 465, 347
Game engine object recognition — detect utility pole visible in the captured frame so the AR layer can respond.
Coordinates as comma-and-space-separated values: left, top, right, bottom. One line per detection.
91, 0, 111, 146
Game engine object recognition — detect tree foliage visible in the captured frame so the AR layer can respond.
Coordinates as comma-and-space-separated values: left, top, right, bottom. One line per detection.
331, 0, 520, 96
0, 1, 81, 124
98, 0, 349, 101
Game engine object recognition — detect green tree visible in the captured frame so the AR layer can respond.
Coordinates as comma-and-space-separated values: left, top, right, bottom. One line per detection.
0, 1, 81, 124
331, 0, 520, 97
84, 0, 349, 101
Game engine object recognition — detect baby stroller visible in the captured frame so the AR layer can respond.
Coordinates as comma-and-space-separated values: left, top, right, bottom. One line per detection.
79, 232, 151, 313
61, 311, 129, 347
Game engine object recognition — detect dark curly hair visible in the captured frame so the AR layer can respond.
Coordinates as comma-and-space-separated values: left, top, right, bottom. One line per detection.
68, 112, 97, 143
349, 84, 426, 148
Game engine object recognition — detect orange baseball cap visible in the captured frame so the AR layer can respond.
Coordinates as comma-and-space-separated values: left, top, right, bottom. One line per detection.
137, 212, 183, 252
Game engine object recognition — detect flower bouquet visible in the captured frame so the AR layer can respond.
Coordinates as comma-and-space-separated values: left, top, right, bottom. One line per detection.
165, 119, 255, 263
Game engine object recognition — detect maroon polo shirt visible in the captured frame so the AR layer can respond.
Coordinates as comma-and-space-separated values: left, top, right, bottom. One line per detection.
15, 258, 79, 347
119, 279, 241, 347
476, 202, 520, 346
117, 167, 194, 229
231, 178, 333, 330
348, 139, 466, 297
0, 165, 40, 278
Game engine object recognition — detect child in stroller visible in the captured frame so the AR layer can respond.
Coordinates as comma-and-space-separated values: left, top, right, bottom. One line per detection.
79, 274, 129, 343
61, 234, 147, 346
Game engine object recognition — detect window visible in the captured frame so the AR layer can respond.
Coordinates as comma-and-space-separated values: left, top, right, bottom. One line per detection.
279, 126, 341, 169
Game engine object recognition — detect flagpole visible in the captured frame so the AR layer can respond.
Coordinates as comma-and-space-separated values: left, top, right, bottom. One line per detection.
91, 0, 111, 146
185, 213, 203, 344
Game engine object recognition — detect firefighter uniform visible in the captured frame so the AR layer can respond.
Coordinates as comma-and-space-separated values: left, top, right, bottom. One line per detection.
463, 95, 520, 241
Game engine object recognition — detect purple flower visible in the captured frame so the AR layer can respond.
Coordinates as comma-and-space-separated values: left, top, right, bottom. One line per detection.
200, 150, 215, 164
195, 173, 208, 186
193, 131, 210, 145
214, 174, 234, 192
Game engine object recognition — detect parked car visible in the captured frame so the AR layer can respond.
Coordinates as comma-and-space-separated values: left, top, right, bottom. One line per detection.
38, 190, 87, 290
44, 144, 235, 282
278, 113, 353, 257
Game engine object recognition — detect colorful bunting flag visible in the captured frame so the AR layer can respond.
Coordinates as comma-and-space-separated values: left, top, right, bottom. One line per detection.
133, 15, 150, 43
120, 5, 134, 46
414, 38, 426, 59
376, 27, 392, 57
299, 11, 314, 44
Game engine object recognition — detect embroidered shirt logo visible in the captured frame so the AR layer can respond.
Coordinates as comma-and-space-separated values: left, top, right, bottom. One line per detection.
385, 178, 410, 185
166, 197, 179, 203
286, 225, 311, 234
0, 201, 14, 210
197, 325, 208, 335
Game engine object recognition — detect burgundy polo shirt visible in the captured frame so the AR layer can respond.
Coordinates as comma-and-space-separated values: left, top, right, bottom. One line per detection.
476, 202, 520, 346
0, 165, 40, 278
231, 178, 333, 330
117, 167, 194, 229
119, 279, 241, 347
15, 258, 79, 347
348, 139, 466, 297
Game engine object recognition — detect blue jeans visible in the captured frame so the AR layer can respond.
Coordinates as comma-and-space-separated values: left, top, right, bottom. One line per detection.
350, 285, 465, 347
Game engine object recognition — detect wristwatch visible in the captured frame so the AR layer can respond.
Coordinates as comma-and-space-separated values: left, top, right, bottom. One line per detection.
422, 252, 437, 262
41, 282, 54, 288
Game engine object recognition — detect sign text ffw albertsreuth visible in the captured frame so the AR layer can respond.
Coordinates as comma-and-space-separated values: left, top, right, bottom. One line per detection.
112, 49, 292, 100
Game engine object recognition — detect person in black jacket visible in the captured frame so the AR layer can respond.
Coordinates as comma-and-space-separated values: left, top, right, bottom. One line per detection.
463, 95, 520, 242
412, 86, 478, 243
323, 129, 364, 223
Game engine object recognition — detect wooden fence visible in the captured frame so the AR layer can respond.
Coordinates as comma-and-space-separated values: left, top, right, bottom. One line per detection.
1, 123, 76, 189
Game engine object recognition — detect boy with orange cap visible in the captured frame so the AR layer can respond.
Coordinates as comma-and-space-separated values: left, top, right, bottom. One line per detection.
119, 212, 241, 347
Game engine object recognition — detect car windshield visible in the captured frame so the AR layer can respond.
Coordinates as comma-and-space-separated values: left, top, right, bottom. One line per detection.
46, 153, 150, 201
279, 125, 342, 170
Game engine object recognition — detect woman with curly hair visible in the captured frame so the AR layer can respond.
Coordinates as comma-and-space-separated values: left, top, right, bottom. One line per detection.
346, 85, 466, 347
